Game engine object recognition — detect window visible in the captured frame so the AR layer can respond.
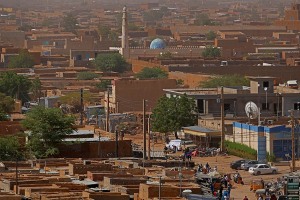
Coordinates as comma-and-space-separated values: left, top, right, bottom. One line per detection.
76, 55, 82, 60
263, 81, 269, 88
224, 104, 230, 112
262, 103, 269, 110
258, 165, 264, 168
294, 102, 300, 110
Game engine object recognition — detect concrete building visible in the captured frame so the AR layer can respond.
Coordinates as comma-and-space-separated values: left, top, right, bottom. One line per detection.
227, 122, 300, 161
275, 3, 300, 31
107, 78, 178, 113
164, 76, 300, 118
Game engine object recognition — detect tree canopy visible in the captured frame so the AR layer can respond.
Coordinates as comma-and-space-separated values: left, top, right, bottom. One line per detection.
200, 74, 250, 88
206, 31, 217, 40
152, 94, 197, 138
30, 77, 42, 101
194, 14, 220, 26
0, 92, 15, 113
0, 72, 31, 103
59, 91, 91, 113
22, 107, 75, 158
135, 67, 168, 79
8, 50, 34, 68
93, 53, 128, 73
77, 72, 99, 80
0, 136, 24, 161
202, 46, 221, 58
62, 13, 78, 33
143, 10, 164, 22
95, 80, 111, 90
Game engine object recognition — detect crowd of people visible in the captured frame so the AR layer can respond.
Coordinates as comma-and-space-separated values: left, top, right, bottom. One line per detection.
196, 162, 235, 200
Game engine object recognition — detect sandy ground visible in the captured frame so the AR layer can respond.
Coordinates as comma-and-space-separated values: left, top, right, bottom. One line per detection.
123, 133, 291, 200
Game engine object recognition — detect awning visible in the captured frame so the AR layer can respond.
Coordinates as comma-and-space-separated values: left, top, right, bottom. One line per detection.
182, 126, 220, 137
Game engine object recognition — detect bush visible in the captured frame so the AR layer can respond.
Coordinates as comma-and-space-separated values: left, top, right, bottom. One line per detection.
77, 72, 99, 80
266, 152, 276, 162
225, 140, 257, 160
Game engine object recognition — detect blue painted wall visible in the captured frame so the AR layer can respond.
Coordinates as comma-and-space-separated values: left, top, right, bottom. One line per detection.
233, 122, 299, 160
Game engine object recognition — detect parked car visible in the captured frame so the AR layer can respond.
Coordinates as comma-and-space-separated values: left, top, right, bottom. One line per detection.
249, 164, 278, 175
166, 139, 183, 151
241, 160, 259, 171
230, 159, 248, 170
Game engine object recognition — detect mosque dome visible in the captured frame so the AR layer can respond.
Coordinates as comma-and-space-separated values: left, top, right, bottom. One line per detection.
150, 38, 166, 49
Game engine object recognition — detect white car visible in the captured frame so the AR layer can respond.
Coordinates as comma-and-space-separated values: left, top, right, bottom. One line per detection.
248, 164, 278, 175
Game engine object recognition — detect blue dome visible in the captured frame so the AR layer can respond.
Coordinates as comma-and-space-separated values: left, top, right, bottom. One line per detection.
150, 38, 166, 49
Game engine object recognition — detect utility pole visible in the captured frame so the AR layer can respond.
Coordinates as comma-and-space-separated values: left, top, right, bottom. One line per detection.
80, 88, 83, 126
148, 114, 151, 160
220, 86, 225, 152
179, 168, 182, 197
98, 130, 101, 157
143, 99, 146, 160
15, 158, 18, 194
116, 101, 119, 113
290, 109, 295, 172
158, 176, 162, 200
106, 88, 110, 132
115, 130, 119, 158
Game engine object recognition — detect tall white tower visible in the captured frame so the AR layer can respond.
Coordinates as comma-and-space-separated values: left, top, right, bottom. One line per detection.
121, 6, 130, 59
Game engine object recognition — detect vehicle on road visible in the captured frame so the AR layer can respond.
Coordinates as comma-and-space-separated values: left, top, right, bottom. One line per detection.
241, 160, 259, 171
166, 139, 183, 151
250, 179, 264, 191
249, 164, 278, 175
230, 159, 248, 170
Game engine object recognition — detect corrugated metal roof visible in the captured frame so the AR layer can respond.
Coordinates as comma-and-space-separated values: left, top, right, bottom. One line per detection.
182, 126, 218, 133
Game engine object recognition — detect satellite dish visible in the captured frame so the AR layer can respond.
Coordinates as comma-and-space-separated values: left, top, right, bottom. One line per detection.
245, 101, 259, 119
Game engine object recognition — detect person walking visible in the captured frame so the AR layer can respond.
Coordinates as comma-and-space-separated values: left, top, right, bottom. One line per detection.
224, 175, 228, 188
206, 162, 210, 169
219, 185, 223, 200
243, 196, 249, 200
227, 183, 232, 197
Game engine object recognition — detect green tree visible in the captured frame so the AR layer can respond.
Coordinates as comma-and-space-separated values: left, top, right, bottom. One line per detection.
135, 67, 168, 79
206, 31, 217, 40
22, 107, 75, 158
143, 10, 164, 21
0, 72, 31, 103
8, 50, 34, 68
202, 46, 221, 58
77, 72, 99, 80
194, 14, 212, 25
0, 92, 15, 113
18, 24, 33, 32
152, 94, 197, 138
95, 80, 111, 90
30, 77, 42, 101
128, 23, 141, 31
59, 91, 91, 113
0, 92, 15, 121
0, 136, 24, 161
62, 13, 78, 33
201, 74, 250, 88
98, 25, 111, 40
93, 53, 128, 73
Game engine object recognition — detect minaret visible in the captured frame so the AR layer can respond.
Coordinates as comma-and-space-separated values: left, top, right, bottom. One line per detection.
121, 6, 130, 59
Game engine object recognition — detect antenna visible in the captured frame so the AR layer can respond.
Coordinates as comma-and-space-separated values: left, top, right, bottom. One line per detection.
245, 101, 259, 122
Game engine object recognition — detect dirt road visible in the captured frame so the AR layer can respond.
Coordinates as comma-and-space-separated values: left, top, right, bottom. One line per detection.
124, 133, 290, 200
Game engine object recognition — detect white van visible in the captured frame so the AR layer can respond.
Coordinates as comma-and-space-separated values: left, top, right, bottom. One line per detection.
166, 139, 182, 151
287, 80, 298, 89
